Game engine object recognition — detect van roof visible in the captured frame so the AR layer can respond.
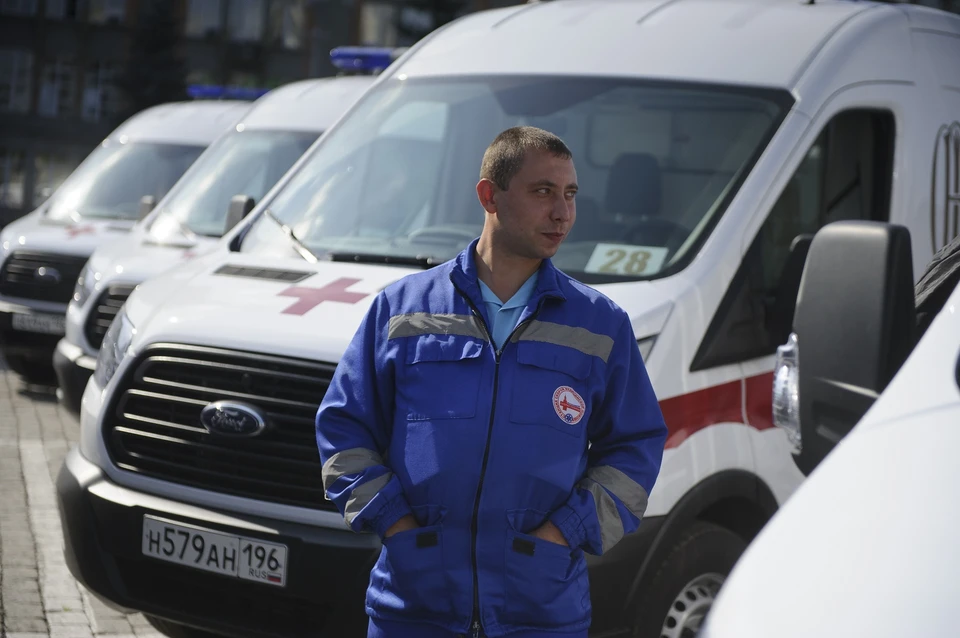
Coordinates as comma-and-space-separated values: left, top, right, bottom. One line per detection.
397, 0, 956, 90
238, 76, 375, 133
109, 100, 251, 146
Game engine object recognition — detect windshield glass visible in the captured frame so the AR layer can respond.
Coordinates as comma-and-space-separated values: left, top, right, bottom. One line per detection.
150, 130, 319, 239
240, 76, 789, 282
44, 140, 205, 222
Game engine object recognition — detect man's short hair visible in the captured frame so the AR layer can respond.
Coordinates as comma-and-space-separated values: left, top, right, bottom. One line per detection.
480, 126, 572, 191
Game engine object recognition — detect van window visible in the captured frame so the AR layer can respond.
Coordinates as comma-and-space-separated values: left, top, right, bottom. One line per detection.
691, 109, 895, 371
44, 140, 205, 222
238, 75, 791, 283
150, 129, 319, 239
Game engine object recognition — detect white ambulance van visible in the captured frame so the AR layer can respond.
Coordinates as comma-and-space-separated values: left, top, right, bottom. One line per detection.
52, 76, 374, 415
701, 219, 960, 638
0, 100, 249, 386
56, 2, 960, 637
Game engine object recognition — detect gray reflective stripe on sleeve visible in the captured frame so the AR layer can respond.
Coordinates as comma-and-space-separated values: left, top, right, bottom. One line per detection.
322, 447, 384, 491
580, 478, 624, 553
580, 465, 650, 553
344, 472, 392, 525
388, 313, 486, 340
588, 465, 649, 518
513, 320, 615, 363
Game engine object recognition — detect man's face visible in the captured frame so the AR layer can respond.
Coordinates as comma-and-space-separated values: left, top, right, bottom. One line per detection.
491, 150, 578, 260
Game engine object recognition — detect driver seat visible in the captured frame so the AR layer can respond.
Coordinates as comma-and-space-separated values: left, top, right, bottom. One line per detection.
605, 152, 662, 221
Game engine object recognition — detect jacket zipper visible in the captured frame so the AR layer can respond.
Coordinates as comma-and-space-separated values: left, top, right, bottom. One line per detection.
453, 278, 545, 638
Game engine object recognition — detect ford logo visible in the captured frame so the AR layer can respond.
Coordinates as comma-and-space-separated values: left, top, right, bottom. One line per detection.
200, 401, 268, 437
34, 266, 61, 285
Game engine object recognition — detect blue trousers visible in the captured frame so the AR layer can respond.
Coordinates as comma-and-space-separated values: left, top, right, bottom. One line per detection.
367, 618, 589, 638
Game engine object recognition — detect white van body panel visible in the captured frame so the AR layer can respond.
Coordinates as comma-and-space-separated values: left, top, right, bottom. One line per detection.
702, 282, 960, 638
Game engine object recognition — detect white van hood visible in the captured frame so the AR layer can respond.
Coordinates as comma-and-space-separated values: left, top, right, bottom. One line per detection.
126, 252, 676, 365
0, 210, 136, 259
85, 231, 220, 287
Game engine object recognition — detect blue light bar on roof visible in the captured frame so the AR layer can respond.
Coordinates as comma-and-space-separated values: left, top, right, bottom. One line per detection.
187, 84, 270, 101
330, 46, 402, 72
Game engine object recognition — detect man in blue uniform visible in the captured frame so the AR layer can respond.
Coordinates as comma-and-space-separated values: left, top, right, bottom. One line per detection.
316, 126, 668, 638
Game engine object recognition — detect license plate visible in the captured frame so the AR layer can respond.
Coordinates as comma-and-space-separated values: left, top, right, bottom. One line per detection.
141, 515, 288, 587
11, 312, 65, 335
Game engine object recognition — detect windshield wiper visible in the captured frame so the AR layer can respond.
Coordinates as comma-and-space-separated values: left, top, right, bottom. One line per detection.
326, 252, 438, 269
262, 208, 318, 263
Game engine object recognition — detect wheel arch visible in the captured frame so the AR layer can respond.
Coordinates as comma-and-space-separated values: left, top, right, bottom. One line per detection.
622, 469, 778, 623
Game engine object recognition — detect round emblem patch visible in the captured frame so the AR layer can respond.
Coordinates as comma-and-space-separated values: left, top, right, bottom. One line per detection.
553, 386, 586, 425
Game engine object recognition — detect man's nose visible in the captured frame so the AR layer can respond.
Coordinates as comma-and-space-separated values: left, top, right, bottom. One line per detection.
551, 196, 574, 223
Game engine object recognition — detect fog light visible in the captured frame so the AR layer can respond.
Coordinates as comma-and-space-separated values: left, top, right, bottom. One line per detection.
772, 332, 801, 453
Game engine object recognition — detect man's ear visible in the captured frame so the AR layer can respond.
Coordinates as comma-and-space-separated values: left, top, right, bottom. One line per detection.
477, 178, 498, 215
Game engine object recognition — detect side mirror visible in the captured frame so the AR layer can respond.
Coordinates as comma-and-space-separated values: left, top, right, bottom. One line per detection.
225, 195, 255, 234
138, 195, 157, 220
786, 220, 916, 475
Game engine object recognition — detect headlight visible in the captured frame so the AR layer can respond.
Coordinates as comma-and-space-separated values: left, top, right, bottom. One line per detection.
72, 265, 99, 306
93, 308, 136, 389
637, 335, 657, 362
772, 332, 801, 453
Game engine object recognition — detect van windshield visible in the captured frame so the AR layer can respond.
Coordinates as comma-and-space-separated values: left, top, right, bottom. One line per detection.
44, 140, 205, 222
239, 76, 789, 282
149, 130, 319, 240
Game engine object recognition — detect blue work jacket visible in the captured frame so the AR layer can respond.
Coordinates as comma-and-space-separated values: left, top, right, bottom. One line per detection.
316, 239, 668, 637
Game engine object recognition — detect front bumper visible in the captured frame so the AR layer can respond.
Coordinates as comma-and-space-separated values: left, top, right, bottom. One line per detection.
56, 447, 380, 638
53, 339, 96, 415
0, 301, 66, 360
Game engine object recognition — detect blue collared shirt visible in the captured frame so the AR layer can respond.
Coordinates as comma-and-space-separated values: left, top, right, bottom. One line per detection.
477, 271, 539, 351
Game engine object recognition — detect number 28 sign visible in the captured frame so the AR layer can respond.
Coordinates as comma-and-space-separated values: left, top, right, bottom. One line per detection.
584, 243, 669, 276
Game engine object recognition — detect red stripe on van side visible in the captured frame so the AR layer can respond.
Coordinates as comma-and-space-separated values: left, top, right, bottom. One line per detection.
744, 371, 776, 431
658, 372, 777, 449
659, 379, 743, 449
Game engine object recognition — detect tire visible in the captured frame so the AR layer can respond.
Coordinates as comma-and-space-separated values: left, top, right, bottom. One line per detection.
632, 521, 747, 638
6, 355, 58, 386
144, 615, 226, 638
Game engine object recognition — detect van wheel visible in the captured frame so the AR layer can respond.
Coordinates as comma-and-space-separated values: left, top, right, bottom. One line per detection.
144, 615, 223, 638
632, 521, 746, 638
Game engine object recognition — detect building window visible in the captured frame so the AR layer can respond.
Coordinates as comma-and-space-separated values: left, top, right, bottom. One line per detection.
34, 152, 78, 206
45, 0, 64, 17
82, 61, 120, 122
1, 0, 37, 16
227, 0, 264, 42
38, 58, 76, 118
227, 70, 259, 88
0, 50, 33, 113
268, 0, 304, 50
88, 0, 125, 25
0, 149, 26, 210
186, 0, 222, 38
360, 2, 399, 46
45, 0, 81, 19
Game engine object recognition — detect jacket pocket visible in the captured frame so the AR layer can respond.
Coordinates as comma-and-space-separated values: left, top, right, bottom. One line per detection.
510, 340, 595, 437
501, 509, 589, 628
400, 334, 485, 421
377, 506, 453, 618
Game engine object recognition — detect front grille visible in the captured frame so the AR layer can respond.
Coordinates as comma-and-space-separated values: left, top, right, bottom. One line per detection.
104, 344, 338, 511
0, 251, 87, 303
84, 283, 137, 349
